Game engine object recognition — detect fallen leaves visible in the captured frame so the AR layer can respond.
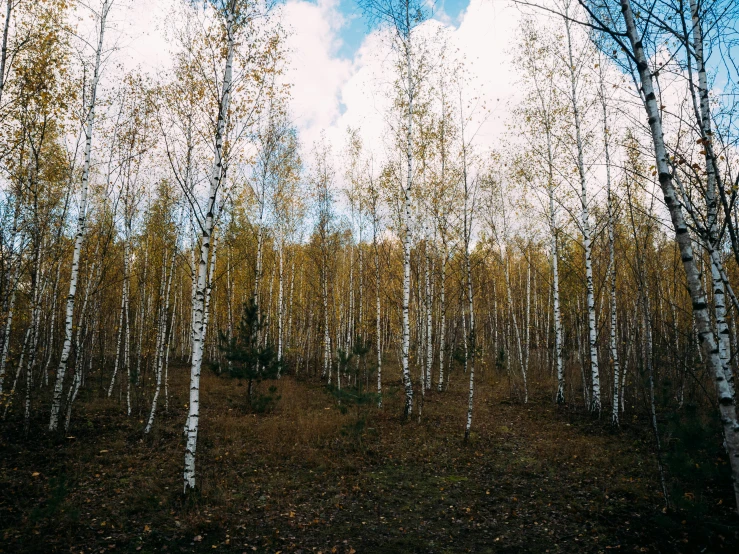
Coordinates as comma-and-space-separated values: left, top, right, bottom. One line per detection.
2, 374, 737, 553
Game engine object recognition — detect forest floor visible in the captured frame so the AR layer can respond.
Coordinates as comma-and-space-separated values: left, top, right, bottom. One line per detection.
1, 365, 738, 553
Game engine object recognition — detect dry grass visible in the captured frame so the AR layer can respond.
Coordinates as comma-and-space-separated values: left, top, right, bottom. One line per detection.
1, 363, 737, 553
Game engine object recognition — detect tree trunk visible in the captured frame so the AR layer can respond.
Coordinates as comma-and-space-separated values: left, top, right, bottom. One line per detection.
146, 245, 176, 434
183, 2, 234, 492
50, 0, 110, 431
563, 13, 599, 413
619, 0, 739, 512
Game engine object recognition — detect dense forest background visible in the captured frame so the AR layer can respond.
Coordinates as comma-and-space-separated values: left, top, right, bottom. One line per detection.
1, 0, 739, 551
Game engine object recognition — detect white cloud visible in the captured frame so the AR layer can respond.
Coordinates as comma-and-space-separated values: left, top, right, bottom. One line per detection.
96, 0, 526, 172
452, 0, 520, 145
281, 0, 523, 170
280, 0, 352, 149
115, 0, 174, 73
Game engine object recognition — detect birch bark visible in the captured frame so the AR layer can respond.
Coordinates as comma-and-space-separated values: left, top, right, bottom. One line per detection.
183, 0, 235, 492
400, 5, 414, 418
23, 237, 46, 432
277, 243, 284, 367
618, 0, 739, 511
505, 255, 527, 402
135, 234, 149, 385
550, 185, 564, 404
463, 229, 475, 439
50, 0, 110, 431
63, 253, 101, 431
563, 13, 599, 413
599, 65, 620, 424
107, 278, 127, 396
146, 245, 176, 434
437, 247, 447, 391
688, 0, 734, 399
322, 253, 330, 381
424, 236, 432, 391
0, 0, 13, 105
0, 262, 20, 397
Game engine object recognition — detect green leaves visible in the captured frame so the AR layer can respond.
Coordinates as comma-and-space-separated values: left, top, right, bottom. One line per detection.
216, 300, 281, 408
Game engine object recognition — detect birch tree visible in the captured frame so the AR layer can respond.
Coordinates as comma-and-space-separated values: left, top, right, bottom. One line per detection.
310, 136, 335, 384
179, 0, 237, 492
514, 19, 566, 404
577, 0, 739, 512
49, 0, 112, 432
272, 124, 303, 369
596, 55, 620, 425
559, 1, 600, 413
460, 101, 479, 441
358, 0, 430, 417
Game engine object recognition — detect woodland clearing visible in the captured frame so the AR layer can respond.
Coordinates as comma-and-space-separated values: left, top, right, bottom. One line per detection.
2, 366, 737, 553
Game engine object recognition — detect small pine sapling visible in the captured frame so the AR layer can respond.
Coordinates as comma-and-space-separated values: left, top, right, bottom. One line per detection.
217, 300, 281, 412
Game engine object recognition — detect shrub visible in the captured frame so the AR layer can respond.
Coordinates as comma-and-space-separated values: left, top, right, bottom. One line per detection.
215, 300, 281, 411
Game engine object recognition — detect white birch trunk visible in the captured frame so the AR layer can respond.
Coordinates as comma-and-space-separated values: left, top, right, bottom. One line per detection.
123, 237, 131, 415
42, 258, 63, 387
287, 258, 295, 354
0, 0, 13, 104
464, 237, 475, 440
277, 243, 284, 367
493, 279, 498, 364
437, 250, 447, 392
254, 226, 264, 316
184, 3, 234, 492
504, 256, 527, 403
189, 243, 196, 358
4, 326, 31, 419
550, 186, 564, 404
0, 266, 19, 397
425, 238, 432, 391
600, 69, 620, 424
146, 246, 176, 434
375, 238, 382, 407
23, 241, 46, 431
322, 260, 330, 381
351, 246, 356, 354
148, 258, 168, 428
202, 232, 218, 347
135, 235, 149, 385
226, 244, 233, 373
358, 243, 364, 341
107, 278, 127, 397
619, 0, 739, 511
49, 0, 109, 431
460, 107, 476, 438
63, 255, 100, 431
564, 14, 600, 413
688, 0, 734, 400
166, 281, 177, 412
609, 188, 620, 424
400, 12, 414, 417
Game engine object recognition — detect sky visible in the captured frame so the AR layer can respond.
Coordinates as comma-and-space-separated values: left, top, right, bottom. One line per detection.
65, 0, 739, 243
329, 0, 472, 58
278, 0, 523, 161
72, 0, 739, 185
109, 0, 524, 166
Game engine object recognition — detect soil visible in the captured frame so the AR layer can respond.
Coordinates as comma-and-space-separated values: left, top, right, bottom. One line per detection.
1, 366, 738, 553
